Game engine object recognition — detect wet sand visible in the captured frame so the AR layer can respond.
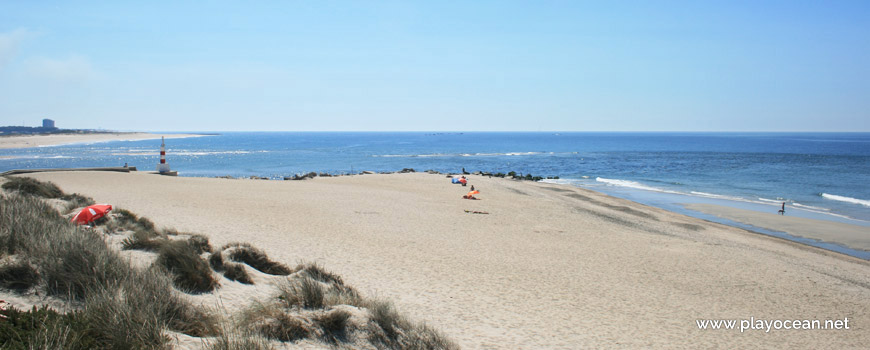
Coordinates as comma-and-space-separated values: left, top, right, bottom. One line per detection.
684, 203, 870, 252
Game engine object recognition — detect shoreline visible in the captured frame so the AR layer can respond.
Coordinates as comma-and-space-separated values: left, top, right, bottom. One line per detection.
15, 171, 870, 348
0, 132, 210, 149
684, 203, 870, 254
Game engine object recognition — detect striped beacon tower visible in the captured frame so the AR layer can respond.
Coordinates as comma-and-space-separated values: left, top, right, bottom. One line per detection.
156, 136, 171, 173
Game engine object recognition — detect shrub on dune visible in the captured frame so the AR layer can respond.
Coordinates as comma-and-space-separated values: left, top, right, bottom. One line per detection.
0, 260, 40, 291
1, 176, 63, 198
61, 193, 95, 213
298, 262, 344, 285
205, 324, 275, 350
315, 309, 351, 344
40, 227, 131, 301
155, 240, 219, 294
221, 242, 292, 276
187, 234, 213, 254
278, 276, 325, 310
209, 249, 254, 284
241, 303, 310, 342
120, 229, 167, 251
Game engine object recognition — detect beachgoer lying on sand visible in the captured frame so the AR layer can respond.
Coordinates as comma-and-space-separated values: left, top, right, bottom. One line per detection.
462, 195, 480, 200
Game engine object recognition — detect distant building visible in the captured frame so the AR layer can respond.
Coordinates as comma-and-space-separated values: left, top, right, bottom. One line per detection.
43, 119, 55, 128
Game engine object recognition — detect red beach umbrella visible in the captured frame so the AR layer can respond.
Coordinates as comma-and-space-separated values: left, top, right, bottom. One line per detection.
71, 204, 113, 225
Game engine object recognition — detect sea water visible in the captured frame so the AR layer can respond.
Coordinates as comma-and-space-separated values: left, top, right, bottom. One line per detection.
3, 132, 869, 227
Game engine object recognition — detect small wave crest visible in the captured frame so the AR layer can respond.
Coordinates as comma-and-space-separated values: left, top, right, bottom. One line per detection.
690, 191, 744, 201
792, 203, 830, 211
111, 150, 259, 156
821, 193, 870, 207
596, 177, 681, 194
374, 152, 545, 158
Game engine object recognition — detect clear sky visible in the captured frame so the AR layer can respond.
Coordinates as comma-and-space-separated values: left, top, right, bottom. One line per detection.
1, 1, 868, 132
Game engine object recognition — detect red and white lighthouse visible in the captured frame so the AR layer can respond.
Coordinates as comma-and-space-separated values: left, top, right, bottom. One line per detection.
156, 136, 171, 173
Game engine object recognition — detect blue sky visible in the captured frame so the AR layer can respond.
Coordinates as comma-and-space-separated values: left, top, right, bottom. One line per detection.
1, 1, 868, 132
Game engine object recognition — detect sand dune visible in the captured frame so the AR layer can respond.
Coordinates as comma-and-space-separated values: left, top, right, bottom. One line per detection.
24, 171, 870, 349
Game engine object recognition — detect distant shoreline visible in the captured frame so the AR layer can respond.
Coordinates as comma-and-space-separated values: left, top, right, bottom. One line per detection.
0, 132, 211, 149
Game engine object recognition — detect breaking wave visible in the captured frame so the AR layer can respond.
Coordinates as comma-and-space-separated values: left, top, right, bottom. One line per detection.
374, 152, 545, 158
595, 177, 681, 194
821, 193, 870, 207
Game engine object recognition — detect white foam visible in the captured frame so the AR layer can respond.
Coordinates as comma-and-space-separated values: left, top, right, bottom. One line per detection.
758, 197, 784, 204
792, 203, 830, 211
374, 152, 545, 158
821, 193, 870, 207
596, 177, 681, 194
690, 191, 745, 201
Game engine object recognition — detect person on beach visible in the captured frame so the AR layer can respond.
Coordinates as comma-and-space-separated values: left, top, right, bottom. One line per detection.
779, 202, 786, 215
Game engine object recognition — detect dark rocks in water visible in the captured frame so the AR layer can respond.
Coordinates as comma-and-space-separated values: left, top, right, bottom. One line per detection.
286, 172, 317, 180
399, 168, 416, 173
361, 171, 375, 175
425, 169, 440, 174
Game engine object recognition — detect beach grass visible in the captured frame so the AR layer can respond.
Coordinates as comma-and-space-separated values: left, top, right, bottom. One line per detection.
0, 176, 458, 349
1, 176, 63, 198
221, 242, 292, 276
155, 240, 219, 294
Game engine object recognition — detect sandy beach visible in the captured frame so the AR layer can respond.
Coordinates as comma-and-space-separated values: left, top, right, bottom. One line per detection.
685, 203, 870, 252
20, 171, 870, 349
0, 132, 207, 149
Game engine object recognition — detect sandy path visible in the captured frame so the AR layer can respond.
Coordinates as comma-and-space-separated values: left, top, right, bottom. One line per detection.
23, 171, 870, 349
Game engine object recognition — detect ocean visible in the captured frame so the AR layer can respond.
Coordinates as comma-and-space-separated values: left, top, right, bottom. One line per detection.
3, 131, 869, 231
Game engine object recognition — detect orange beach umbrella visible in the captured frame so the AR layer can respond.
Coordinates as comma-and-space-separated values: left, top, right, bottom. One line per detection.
466, 190, 480, 196
71, 204, 112, 225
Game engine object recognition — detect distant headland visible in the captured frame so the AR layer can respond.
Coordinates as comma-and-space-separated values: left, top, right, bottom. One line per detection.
1, 118, 124, 136
0, 120, 210, 149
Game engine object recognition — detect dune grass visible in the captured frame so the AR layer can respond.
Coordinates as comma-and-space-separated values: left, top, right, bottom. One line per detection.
315, 309, 351, 344
209, 248, 255, 284
221, 242, 292, 276
0, 305, 96, 350
251, 265, 457, 350
1, 177, 457, 349
0, 259, 40, 291
155, 240, 219, 294
62, 193, 96, 212
0, 181, 218, 349
1, 176, 63, 198
107, 208, 158, 235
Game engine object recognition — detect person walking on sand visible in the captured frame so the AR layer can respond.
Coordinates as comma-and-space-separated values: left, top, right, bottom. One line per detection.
779, 202, 786, 215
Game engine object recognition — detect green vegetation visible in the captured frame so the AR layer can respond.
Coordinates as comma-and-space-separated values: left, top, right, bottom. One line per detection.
220, 242, 292, 275
0, 180, 217, 349
0, 260, 40, 291
155, 240, 219, 294
0, 306, 97, 350
1, 177, 457, 349
1, 176, 63, 198
62, 193, 96, 212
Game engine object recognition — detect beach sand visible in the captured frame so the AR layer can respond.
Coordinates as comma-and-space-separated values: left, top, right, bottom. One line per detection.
22, 171, 870, 349
685, 203, 870, 252
0, 132, 206, 149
